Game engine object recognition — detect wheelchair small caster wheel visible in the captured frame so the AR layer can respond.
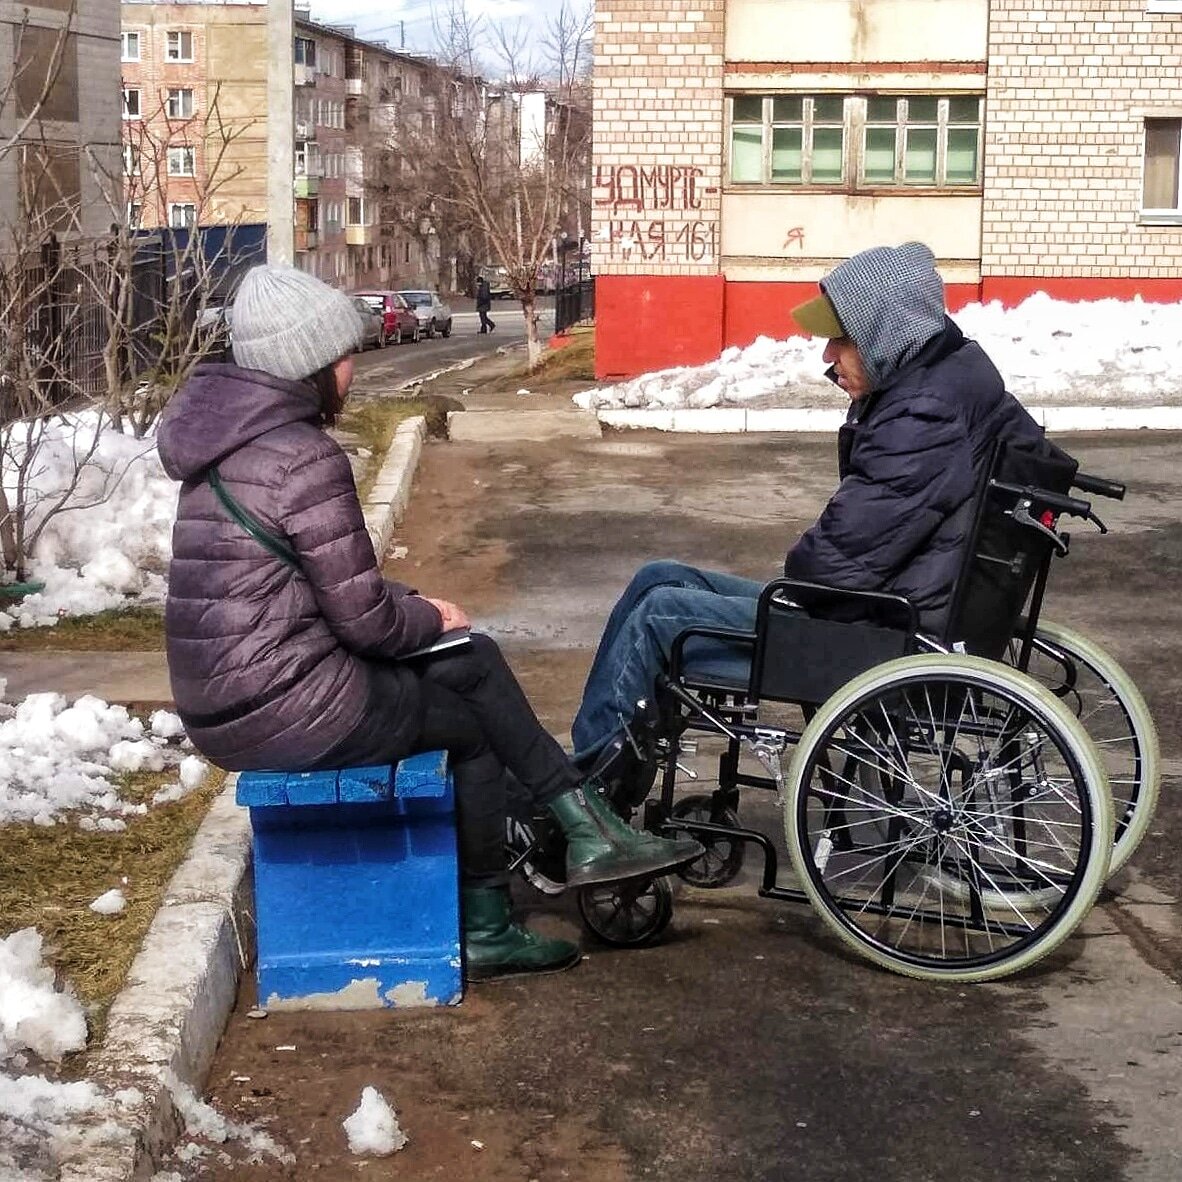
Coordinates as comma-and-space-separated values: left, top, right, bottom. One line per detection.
671, 794, 745, 888
577, 875, 673, 948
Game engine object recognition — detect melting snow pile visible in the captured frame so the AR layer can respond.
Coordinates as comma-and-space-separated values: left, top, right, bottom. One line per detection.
575, 294, 1182, 411
0, 412, 174, 630
0, 686, 208, 827
0, 929, 135, 1180
343, 1086, 409, 1156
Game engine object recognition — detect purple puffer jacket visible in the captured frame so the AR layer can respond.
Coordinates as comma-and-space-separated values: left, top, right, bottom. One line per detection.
157, 363, 443, 770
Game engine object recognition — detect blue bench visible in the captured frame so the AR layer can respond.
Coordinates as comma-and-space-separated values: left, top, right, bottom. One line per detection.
236, 750, 461, 1010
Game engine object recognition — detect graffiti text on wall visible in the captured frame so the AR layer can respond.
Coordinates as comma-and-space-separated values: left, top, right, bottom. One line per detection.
594, 164, 719, 263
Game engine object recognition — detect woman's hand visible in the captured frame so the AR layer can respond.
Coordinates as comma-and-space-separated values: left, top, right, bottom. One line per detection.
422, 597, 471, 632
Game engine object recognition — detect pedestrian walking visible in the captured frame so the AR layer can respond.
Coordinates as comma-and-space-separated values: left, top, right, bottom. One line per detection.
475, 274, 496, 334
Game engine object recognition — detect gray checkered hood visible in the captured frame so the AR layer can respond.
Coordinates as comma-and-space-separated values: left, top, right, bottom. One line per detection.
821, 242, 947, 391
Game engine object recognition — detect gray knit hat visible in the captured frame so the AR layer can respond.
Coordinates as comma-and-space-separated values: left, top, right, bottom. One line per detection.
231, 264, 363, 380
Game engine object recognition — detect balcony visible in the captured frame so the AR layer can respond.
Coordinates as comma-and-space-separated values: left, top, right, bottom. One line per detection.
346, 76, 364, 96
294, 173, 320, 198
294, 228, 319, 251
294, 63, 315, 87
345, 224, 374, 246
294, 119, 310, 141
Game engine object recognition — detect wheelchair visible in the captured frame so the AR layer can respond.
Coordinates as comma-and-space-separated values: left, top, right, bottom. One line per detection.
511, 441, 1159, 982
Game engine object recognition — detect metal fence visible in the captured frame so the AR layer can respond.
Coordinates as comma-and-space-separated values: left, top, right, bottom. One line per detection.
554, 276, 595, 335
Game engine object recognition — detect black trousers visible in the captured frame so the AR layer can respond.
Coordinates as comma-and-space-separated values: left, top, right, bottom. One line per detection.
325, 634, 579, 887
477, 307, 495, 332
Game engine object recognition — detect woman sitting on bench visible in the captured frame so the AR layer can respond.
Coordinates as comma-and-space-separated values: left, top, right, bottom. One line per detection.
158, 264, 700, 981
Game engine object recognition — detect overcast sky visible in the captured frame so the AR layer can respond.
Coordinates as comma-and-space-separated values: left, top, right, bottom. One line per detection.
305, 0, 552, 55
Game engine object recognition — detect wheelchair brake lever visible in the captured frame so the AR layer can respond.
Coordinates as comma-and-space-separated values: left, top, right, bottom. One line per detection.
1009, 499, 1069, 555
1086, 510, 1108, 535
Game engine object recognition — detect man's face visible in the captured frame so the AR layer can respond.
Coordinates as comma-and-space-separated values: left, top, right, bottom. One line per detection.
823, 336, 871, 400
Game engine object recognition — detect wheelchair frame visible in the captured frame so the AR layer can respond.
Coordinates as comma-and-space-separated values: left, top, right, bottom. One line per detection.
613, 444, 1151, 981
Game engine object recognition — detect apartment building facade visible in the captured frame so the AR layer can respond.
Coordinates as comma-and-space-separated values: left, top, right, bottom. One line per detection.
119, 1, 436, 290
1, 0, 121, 241
593, 0, 1182, 378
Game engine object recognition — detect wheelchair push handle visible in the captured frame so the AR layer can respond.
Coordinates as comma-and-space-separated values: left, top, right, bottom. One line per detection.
1072, 472, 1126, 501
989, 479, 1092, 519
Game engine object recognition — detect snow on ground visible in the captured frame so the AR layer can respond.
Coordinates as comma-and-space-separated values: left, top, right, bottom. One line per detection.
575, 294, 1182, 411
0, 694, 215, 1179
0, 413, 173, 630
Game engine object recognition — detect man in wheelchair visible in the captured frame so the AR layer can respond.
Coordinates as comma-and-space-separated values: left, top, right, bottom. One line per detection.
571, 241, 1065, 774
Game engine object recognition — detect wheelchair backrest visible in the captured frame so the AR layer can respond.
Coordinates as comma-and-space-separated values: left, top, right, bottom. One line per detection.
942, 439, 1078, 660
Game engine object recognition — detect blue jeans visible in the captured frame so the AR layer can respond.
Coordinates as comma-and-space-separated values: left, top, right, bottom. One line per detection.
571, 560, 765, 762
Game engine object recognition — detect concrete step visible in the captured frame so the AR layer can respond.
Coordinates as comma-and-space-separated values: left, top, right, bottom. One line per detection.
446, 408, 602, 442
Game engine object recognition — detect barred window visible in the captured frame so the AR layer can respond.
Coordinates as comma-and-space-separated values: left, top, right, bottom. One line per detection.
728, 93, 983, 190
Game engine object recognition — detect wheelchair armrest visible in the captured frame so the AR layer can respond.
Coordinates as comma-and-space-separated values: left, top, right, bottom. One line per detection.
668, 625, 756, 680
759, 578, 919, 634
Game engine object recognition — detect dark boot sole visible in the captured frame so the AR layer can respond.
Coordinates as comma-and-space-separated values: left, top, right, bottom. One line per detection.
465, 950, 582, 982
566, 844, 705, 890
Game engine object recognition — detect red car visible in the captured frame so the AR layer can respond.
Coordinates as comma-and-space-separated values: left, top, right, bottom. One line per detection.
352, 290, 421, 345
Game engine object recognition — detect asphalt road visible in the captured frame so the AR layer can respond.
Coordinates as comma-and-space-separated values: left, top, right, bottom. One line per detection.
188, 428, 1182, 1182
350, 301, 554, 394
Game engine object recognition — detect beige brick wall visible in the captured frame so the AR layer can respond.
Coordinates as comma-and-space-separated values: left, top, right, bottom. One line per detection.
592, 0, 725, 276
983, 0, 1182, 276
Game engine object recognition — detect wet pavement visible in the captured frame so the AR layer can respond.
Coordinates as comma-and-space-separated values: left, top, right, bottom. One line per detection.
182, 427, 1182, 1182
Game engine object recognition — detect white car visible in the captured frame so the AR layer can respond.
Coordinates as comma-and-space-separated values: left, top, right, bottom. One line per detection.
397, 290, 453, 339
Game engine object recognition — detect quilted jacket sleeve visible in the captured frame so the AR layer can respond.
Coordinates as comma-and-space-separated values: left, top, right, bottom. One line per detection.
276, 440, 443, 657
784, 393, 975, 590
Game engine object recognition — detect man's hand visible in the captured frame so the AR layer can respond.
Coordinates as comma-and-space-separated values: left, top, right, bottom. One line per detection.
422, 597, 471, 632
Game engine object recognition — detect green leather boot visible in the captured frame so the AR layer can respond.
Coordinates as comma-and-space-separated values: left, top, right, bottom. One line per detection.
547, 782, 705, 889
462, 886, 581, 981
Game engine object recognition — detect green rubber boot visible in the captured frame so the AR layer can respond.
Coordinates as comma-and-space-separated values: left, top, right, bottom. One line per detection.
547, 782, 706, 889
462, 886, 581, 981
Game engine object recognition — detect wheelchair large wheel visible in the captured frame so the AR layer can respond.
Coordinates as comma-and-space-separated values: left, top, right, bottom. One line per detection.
578, 876, 674, 948
1007, 621, 1159, 878
784, 655, 1111, 983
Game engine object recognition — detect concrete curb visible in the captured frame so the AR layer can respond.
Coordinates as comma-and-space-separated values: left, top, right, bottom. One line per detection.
596, 404, 1182, 433
59, 417, 430, 1180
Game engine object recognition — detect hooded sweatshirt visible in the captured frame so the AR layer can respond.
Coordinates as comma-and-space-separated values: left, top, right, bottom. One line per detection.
157, 363, 443, 771
784, 243, 1053, 636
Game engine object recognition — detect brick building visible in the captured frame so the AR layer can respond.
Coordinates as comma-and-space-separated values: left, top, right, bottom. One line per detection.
593, 0, 1182, 378
119, 1, 437, 290
1, 0, 121, 240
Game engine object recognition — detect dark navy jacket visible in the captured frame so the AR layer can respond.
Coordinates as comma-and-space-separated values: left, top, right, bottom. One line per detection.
783, 319, 1050, 637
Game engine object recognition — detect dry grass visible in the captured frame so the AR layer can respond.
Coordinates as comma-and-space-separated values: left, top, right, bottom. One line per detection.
532, 328, 596, 382
341, 396, 440, 502
0, 606, 165, 652
0, 766, 227, 1061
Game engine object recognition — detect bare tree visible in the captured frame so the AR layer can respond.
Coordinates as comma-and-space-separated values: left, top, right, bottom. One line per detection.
372, 0, 591, 367
0, 54, 261, 581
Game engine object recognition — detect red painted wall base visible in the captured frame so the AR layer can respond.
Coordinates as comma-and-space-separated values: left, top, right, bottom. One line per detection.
594, 274, 1182, 380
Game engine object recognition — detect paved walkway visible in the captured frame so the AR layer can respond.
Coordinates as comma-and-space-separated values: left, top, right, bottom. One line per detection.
1, 651, 170, 704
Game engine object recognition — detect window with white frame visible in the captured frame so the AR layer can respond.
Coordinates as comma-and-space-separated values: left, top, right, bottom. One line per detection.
169, 202, 196, 229
127, 202, 142, 229
166, 31, 194, 62
1143, 118, 1182, 213
294, 36, 316, 66
121, 31, 140, 62
122, 87, 141, 119
122, 143, 139, 174
861, 96, 981, 186
347, 196, 364, 225
167, 146, 195, 176
166, 88, 194, 118
728, 93, 983, 189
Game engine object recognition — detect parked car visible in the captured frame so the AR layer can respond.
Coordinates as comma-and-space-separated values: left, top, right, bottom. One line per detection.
477, 265, 513, 299
353, 290, 421, 345
351, 296, 387, 350
397, 290, 453, 338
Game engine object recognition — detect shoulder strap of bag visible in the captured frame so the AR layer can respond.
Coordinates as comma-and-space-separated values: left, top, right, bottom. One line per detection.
207, 466, 303, 572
